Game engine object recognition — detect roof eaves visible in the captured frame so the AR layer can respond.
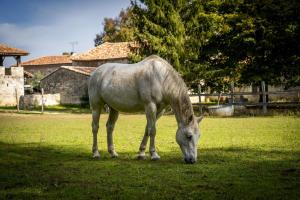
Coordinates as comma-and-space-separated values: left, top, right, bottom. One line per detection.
71, 56, 128, 61
61, 66, 91, 76
22, 62, 72, 67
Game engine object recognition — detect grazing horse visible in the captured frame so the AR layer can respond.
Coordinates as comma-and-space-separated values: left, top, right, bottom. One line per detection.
88, 55, 203, 164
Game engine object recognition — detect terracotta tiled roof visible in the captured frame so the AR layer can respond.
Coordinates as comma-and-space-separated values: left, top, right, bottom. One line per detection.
71, 42, 138, 61
0, 44, 29, 56
61, 66, 96, 76
22, 55, 72, 66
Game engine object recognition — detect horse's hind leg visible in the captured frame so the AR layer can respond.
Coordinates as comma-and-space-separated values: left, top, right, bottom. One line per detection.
106, 107, 119, 158
92, 108, 101, 158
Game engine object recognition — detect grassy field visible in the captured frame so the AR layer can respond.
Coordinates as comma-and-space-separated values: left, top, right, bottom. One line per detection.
0, 113, 299, 199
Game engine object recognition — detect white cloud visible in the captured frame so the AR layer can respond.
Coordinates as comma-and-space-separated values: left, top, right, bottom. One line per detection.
0, 0, 131, 66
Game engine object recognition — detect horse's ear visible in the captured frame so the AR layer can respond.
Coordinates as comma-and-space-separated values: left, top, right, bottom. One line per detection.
196, 115, 204, 124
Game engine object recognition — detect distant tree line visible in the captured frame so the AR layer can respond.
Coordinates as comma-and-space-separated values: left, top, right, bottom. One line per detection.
94, 0, 300, 91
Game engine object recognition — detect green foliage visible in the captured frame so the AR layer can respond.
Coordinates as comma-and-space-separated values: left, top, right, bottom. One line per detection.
239, 0, 300, 87
94, 0, 299, 90
182, 0, 233, 91
0, 114, 299, 199
94, 8, 135, 46
131, 0, 239, 90
204, 0, 300, 88
131, 0, 186, 71
31, 71, 44, 90
130, 0, 300, 90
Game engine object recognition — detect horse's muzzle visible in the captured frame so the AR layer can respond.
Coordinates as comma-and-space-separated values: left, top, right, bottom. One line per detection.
184, 157, 196, 164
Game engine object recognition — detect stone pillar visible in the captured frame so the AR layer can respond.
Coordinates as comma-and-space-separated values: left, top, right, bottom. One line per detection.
0, 67, 25, 106
0, 67, 4, 76
11, 66, 24, 97
11, 66, 24, 77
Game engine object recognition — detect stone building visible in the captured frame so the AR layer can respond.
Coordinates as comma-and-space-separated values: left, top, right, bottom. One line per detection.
40, 66, 95, 104
21, 55, 72, 77
71, 42, 138, 67
0, 44, 28, 106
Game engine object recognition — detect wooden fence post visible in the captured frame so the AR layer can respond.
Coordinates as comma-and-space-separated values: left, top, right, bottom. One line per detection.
15, 88, 19, 112
197, 84, 202, 114
261, 81, 267, 114
41, 88, 44, 114
230, 82, 234, 105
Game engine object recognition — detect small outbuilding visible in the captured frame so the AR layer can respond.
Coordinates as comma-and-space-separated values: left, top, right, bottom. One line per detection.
40, 66, 95, 104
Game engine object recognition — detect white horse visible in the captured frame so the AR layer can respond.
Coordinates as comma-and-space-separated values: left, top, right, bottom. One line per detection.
88, 55, 203, 164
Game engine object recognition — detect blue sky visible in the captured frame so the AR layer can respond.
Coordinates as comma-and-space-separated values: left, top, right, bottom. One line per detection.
0, 0, 131, 66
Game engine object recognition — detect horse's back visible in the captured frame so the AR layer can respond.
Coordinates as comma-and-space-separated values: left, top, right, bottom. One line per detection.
89, 58, 168, 112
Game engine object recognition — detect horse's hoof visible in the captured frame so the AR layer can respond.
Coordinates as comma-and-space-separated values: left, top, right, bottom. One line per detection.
137, 155, 147, 160
111, 153, 119, 158
93, 155, 101, 160
93, 152, 101, 159
151, 156, 160, 161
150, 152, 160, 161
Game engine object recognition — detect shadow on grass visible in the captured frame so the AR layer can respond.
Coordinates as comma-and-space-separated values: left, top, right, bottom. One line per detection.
0, 142, 299, 200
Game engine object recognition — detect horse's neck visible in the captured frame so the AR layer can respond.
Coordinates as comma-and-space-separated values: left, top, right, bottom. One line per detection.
170, 90, 194, 127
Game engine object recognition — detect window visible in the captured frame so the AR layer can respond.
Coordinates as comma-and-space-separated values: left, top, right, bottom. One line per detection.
5, 68, 11, 75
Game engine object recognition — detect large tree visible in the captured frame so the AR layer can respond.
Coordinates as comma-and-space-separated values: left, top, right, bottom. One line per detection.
240, 0, 300, 87
130, 0, 186, 71
203, 0, 300, 88
131, 0, 231, 90
131, 0, 300, 90
96, 0, 300, 90
94, 8, 135, 46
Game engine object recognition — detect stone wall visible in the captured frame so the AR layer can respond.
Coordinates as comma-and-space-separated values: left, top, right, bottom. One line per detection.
72, 58, 128, 67
21, 93, 60, 108
23, 63, 72, 77
0, 66, 24, 106
40, 68, 89, 104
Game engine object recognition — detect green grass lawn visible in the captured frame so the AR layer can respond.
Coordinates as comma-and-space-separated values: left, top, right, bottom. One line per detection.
0, 113, 299, 199
0, 104, 91, 114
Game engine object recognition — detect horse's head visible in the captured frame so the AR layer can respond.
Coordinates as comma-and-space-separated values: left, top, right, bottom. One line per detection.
176, 115, 203, 164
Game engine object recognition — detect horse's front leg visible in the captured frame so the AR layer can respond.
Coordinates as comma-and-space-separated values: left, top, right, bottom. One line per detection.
149, 121, 160, 161
145, 103, 160, 160
106, 107, 119, 158
137, 126, 150, 159
138, 106, 165, 160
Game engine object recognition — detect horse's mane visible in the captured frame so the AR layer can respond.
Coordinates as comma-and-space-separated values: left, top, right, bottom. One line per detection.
142, 55, 186, 95
143, 55, 194, 125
